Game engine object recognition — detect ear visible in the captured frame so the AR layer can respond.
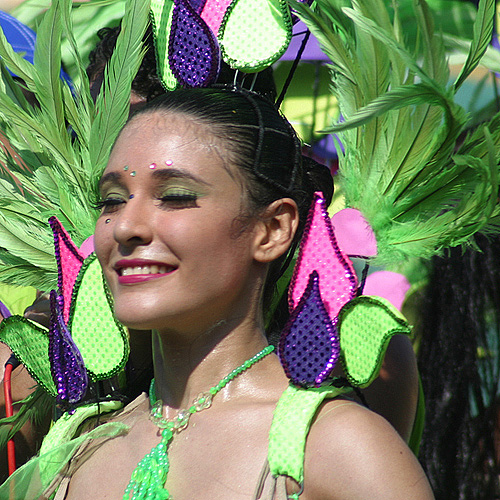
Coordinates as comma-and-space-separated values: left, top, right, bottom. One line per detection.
253, 198, 299, 263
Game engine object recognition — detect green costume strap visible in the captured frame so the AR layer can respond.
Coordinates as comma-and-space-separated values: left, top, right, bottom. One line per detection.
38, 400, 124, 484
268, 384, 351, 487
0, 420, 128, 500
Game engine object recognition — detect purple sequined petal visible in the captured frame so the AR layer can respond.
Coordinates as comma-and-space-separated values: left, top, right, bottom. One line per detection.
49, 291, 88, 404
279, 271, 340, 387
188, 0, 207, 14
170, 0, 220, 87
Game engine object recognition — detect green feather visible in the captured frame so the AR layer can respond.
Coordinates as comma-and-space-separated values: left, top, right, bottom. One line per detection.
294, 0, 500, 265
0, 386, 54, 451
89, 0, 149, 175
0, 0, 147, 291
453, 0, 494, 91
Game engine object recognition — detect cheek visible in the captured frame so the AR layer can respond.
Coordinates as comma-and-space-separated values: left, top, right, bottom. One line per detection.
93, 219, 113, 267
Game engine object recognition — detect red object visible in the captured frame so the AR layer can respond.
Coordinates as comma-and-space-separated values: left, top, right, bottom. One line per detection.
3, 362, 16, 475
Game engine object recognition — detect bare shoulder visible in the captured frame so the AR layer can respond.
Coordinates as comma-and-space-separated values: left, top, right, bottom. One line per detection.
302, 398, 434, 500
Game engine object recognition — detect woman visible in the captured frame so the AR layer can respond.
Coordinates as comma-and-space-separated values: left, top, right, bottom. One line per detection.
43, 86, 433, 500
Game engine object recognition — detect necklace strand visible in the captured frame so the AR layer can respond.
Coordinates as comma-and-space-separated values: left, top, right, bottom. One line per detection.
123, 345, 275, 500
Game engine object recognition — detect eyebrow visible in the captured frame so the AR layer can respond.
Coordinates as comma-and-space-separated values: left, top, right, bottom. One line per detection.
99, 171, 122, 189
152, 167, 212, 186
99, 167, 213, 189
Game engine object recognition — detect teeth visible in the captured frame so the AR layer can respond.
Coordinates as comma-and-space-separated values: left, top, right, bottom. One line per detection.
121, 265, 171, 276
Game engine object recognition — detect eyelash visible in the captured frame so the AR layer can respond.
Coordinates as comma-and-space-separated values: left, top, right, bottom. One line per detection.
94, 198, 125, 213
158, 193, 198, 208
94, 193, 199, 213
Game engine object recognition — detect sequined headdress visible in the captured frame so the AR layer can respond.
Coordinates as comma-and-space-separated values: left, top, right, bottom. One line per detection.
0, 0, 500, 495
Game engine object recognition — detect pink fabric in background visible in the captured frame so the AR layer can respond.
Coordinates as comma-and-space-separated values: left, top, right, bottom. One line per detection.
331, 208, 377, 257
363, 271, 411, 311
79, 235, 94, 258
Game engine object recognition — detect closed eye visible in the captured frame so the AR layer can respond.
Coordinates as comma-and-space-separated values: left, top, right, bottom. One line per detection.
95, 197, 126, 213
158, 191, 199, 209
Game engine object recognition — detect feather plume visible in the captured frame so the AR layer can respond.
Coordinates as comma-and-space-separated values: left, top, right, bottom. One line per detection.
89, 0, 149, 175
0, 386, 54, 451
292, 0, 499, 265
0, 0, 148, 291
453, 0, 494, 91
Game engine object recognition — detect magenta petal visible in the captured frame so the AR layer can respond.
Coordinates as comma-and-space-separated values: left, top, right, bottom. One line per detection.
200, 0, 232, 34
49, 217, 85, 324
279, 271, 340, 387
170, 0, 220, 87
79, 235, 94, 259
289, 192, 358, 318
49, 291, 88, 404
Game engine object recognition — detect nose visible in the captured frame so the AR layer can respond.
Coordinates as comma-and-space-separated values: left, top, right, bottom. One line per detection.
112, 197, 153, 248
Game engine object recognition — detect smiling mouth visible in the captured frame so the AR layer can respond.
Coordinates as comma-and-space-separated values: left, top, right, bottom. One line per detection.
120, 265, 174, 276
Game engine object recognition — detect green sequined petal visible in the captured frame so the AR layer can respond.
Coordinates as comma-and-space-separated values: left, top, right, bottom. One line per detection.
219, 0, 292, 72
337, 296, 411, 388
0, 316, 57, 397
68, 254, 129, 381
150, 0, 178, 90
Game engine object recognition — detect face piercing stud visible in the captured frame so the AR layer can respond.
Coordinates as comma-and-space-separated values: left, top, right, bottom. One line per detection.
165, 160, 173, 166
149, 163, 157, 169
105, 219, 111, 224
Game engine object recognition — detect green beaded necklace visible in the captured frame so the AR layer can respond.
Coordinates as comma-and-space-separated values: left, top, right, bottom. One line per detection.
123, 345, 275, 500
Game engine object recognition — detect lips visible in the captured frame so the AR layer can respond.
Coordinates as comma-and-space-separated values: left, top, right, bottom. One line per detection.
114, 259, 177, 284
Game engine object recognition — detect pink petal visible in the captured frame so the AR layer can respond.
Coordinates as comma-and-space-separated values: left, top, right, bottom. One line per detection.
289, 192, 357, 318
200, 0, 232, 33
49, 217, 85, 324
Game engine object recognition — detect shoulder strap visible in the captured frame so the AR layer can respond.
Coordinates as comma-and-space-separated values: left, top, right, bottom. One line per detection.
268, 384, 350, 486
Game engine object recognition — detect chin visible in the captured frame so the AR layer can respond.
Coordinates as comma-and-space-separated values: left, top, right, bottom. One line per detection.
115, 311, 163, 331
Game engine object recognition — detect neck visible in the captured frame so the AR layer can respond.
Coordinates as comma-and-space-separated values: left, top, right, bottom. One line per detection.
151, 316, 282, 412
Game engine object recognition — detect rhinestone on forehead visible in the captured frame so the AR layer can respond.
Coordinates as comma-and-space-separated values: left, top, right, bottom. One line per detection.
149, 163, 157, 170
165, 160, 174, 166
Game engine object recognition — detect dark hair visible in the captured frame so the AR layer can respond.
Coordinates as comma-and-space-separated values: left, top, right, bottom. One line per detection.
87, 25, 165, 101
127, 87, 333, 323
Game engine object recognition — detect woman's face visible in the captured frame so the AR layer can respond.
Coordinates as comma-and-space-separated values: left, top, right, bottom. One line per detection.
94, 111, 262, 334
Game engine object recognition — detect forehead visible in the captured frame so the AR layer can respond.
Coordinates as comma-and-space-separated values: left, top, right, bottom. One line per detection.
106, 111, 223, 167
113, 111, 217, 156
101, 111, 241, 189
